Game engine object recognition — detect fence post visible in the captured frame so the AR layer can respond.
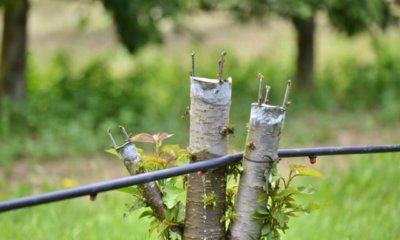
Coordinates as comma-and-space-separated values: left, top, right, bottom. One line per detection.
229, 79, 290, 239
184, 53, 232, 239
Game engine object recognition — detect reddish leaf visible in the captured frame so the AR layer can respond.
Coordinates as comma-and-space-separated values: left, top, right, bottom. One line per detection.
165, 156, 178, 164
153, 132, 173, 142
130, 133, 155, 143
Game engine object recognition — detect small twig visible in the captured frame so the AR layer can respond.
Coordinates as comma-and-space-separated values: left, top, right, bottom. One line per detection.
107, 128, 117, 148
191, 52, 195, 76
258, 73, 264, 105
264, 85, 271, 104
119, 125, 130, 141
282, 80, 291, 108
218, 52, 226, 83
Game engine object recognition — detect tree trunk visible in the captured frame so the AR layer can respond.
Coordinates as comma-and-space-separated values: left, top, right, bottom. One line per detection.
229, 103, 286, 240
0, 0, 29, 101
118, 142, 167, 222
184, 76, 232, 240
293, 16, 315, 90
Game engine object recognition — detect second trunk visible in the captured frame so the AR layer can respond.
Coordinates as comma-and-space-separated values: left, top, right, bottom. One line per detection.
184, 76, 232, 240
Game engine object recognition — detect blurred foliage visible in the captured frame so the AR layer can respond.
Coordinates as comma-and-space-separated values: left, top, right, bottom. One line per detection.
214, 0, 397, 32
100, 0, 186, 53
328, 0, 391, 35
1, 41, 400, 164
195, 0, 399, 89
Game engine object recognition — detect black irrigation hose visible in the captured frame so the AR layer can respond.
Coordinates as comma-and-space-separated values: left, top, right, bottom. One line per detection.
1, 144, 399, 213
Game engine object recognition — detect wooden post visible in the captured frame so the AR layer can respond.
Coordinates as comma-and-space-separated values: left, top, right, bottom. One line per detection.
229, 80, 290, 240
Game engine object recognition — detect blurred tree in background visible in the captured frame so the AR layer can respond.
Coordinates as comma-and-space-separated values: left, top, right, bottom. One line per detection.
0, 0, 398, 101
203, 0, 398, 89
100, 0, 185, 53
0, 0, 29, 101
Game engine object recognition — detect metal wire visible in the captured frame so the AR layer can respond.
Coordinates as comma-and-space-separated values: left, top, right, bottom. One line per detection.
1, 144, 399, 213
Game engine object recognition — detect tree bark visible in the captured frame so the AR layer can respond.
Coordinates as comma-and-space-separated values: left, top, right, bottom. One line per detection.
118, 142, 167, 222
184, 76, 232, 240
293, 16, 315, 90
229, 103, 286, 240
0, 0, 29, 101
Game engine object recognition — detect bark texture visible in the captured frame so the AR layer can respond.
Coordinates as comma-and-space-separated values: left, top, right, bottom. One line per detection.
0, 0, 29, 100
293, 16, 315, 90
118, 142, 167, 222
184, 76, 232, 240
229, 103, 286, 240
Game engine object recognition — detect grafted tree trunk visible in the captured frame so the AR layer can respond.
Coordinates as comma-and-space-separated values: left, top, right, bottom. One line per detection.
117, 141, 167, 221
293, 16, 315, 90
229, 103, 286, 240
0, 0, 29, 101
184, 76, 232, 240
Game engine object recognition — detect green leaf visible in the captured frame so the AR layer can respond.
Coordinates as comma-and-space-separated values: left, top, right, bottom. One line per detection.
257, 193, 268, 203
289, 164, 303, 172
128, 202, 147, 213
161, 144, 188, 161
252, 211, 267, 220
105, 148, 121, 159
285, 202, 301, 210
296, 167, 324, 178
139, 209, 155, 219
163, 186, 182, 209
116, 186, 141, 195
274, 211, 287, 228
285, 212, 297, 217
176, 202, 186, 223
256, 206, 269, 215
261, 224, 272, 235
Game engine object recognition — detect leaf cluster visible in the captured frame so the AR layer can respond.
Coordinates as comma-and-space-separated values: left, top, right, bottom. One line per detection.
108, 133, 188, 239
254, 164, 324, 240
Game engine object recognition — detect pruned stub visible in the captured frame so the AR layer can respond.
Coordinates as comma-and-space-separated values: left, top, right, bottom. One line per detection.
229, 103, 286, 240
184, 76, 232, 240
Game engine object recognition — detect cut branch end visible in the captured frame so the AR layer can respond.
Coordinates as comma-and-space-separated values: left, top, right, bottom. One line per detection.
107, 128, 117, 148
282, 80, 292, 108
218, 51, 227, 83
258, 73, 265, 106
119, 125, 130, 141
191, 52, 196, 76
264, 85, 271, 104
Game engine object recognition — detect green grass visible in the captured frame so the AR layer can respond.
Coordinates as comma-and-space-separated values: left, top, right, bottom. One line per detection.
284, 153, 400, 239
0, 191, 154, 239
1, 153, 400, 239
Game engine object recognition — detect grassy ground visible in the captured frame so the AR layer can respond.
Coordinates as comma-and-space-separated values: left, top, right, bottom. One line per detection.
1, 150, 400, 240
284, 153, 400, 240
0, 192, 153, 239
